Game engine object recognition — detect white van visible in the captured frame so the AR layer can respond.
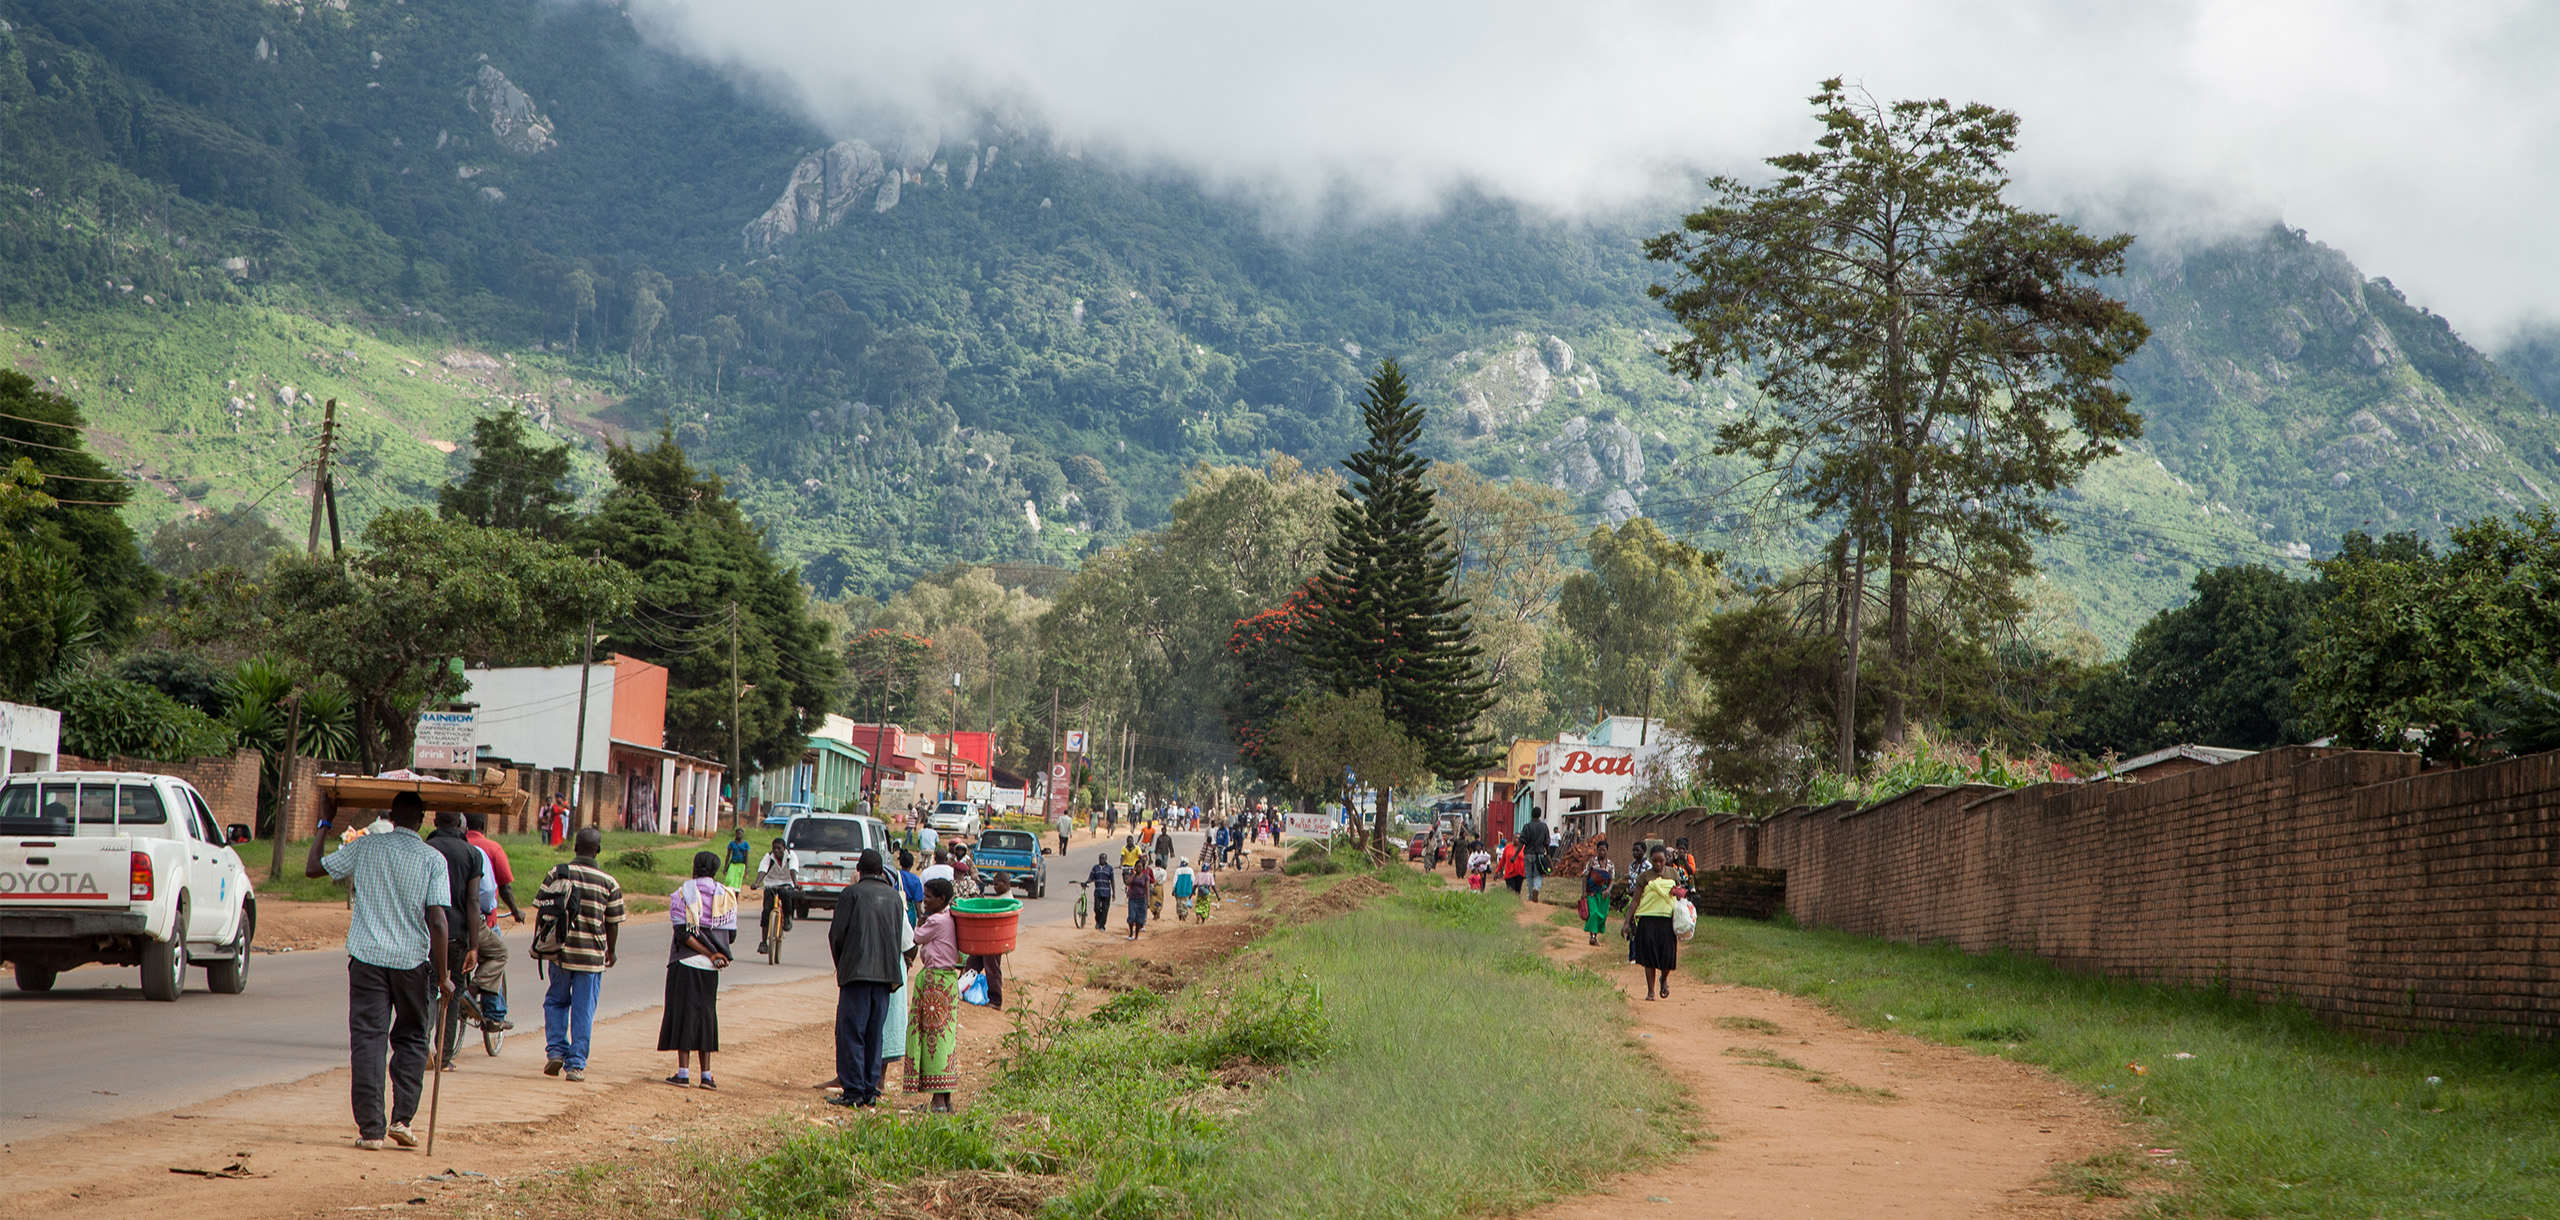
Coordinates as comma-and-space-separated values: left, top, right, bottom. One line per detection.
778, 812, 890, 917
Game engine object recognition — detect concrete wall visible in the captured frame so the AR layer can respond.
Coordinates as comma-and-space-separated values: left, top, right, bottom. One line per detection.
1610, 747, 2557, 1042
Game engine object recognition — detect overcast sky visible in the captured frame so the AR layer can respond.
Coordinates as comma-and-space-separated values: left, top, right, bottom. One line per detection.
620, 0, 2559, 339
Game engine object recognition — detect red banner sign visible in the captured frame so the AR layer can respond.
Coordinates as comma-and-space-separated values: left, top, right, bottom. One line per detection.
1557, 750, 1634, 776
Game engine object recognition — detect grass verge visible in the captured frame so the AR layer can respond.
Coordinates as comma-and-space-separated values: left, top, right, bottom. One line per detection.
695, 865, 1680, 1219
1690, 916, 2560, 1218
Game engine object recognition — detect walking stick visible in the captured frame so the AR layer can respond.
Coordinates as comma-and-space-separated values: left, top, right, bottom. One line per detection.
425, 986, 446, 1156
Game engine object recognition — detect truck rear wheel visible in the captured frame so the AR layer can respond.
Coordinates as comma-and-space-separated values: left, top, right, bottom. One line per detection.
14, 963, 57, 992
205, 904, 254, 994
141, 900, 189, 1001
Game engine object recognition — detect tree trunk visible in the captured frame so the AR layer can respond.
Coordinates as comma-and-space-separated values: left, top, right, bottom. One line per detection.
354, 698, 381, 774
1372, 786, 1392, 858
1882, 515, 1912, 746
1835, 534, 1865, 776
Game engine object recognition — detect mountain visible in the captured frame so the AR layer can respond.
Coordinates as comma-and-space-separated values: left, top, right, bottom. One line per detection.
2, 0, 2553, 649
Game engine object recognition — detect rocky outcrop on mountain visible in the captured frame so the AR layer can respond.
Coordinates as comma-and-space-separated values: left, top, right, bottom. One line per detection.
744, 130, 970, 252
743, 140, 887, 251
1543, 414, 1644, 494
465, 64, 555, 155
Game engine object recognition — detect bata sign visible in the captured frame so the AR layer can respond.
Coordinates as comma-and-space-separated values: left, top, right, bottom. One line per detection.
1551, 748, 1635, 776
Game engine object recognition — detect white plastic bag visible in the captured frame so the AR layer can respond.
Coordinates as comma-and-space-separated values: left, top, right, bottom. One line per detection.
1671, 897, 1698, 940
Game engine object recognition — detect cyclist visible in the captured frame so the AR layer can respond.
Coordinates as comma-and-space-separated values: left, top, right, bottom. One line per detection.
753, 836, 799, 956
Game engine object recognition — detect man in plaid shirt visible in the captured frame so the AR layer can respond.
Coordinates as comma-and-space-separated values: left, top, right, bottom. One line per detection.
306, 792, 452, 1151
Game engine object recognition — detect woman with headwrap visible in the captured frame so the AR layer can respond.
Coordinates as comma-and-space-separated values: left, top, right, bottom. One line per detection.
659, 851, 735, 1087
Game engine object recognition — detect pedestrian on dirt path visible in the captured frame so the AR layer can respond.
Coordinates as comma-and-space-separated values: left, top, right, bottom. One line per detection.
1120, 835, 1141, 874
895, 848, 925, 926
724, 828, 752, 890
1500, 839, 1527, 894
462, 814, 521, 1031
536, 827, 625, 1082
826, 848, 909, 1108
1519, 811, 1552, 903
1631, 846, 1680, 1000
306, 791, 452, 1152
660, 851, 735, 1088
1124, 861, 1153, 940
1467, 845, 1492, 891
1172, 857, 1195, 920
1580, 850, 1615, 945
424, 810, 494, 1066
1056, 808, 1076, 856
919, 847, 955, 889
1088, 852, 1115, 930
905, 878, 961, 1111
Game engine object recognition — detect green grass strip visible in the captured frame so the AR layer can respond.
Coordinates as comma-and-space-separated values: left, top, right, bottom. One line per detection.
1690, 916, 2560, 1218
1198, 883, 1682, 1219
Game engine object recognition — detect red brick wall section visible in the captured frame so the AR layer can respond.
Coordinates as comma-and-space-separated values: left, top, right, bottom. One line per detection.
57, 750, 266, 832
1695, 747, 2553, 1042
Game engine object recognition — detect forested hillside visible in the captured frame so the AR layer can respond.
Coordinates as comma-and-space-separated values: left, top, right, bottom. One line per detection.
3, 0, 2552, 646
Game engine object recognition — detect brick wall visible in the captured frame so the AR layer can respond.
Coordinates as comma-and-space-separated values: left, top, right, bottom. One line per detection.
1656, 747, 2556, 1042
58, 750, 266, 832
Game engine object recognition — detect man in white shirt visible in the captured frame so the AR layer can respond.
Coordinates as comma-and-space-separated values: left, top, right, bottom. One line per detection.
1054, 810, 1075, 856
753, 837, 800, 954
916, 847, 956, 889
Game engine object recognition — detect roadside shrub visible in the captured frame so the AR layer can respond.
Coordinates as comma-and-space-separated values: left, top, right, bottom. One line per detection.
614, 849, 658, 872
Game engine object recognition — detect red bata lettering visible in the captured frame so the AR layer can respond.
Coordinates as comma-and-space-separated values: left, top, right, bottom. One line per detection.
1559, 751, 1633, 776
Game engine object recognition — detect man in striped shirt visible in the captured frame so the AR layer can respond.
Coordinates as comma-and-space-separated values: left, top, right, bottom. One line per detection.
306, 792, 452, 1151
536, 826, 624, 1082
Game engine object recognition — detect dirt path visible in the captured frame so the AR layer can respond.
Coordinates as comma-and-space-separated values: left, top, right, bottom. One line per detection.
1509, 894, 2137, 1219
1, 864, 1289, 1220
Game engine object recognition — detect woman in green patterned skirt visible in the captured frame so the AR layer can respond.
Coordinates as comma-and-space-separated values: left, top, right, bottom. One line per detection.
904, 878, 962, 1111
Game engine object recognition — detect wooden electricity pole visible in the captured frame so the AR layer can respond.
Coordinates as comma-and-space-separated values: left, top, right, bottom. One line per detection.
305, 398, 340, 557
729, 602, 744, 829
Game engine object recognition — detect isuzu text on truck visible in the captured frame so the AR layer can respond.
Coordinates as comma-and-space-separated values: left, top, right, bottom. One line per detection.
0, 771, 257, 1000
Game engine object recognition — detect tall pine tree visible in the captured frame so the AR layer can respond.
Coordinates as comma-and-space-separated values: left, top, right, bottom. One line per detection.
1296, 360, 1496, 852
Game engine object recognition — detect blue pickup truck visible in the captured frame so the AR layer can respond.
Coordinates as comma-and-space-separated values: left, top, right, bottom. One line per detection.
970, 828, 1049, 897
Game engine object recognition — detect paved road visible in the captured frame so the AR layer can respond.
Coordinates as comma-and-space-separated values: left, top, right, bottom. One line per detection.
0, 830, 1203, 1143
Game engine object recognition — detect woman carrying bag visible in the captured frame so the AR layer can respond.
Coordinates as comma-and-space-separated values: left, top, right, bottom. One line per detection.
659, 852, 736, 1087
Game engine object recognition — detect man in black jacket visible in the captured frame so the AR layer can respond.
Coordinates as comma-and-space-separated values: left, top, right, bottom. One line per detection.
825, 849, 910, 1107
423, 809, 486, 1061
1519, 811, 1552, 904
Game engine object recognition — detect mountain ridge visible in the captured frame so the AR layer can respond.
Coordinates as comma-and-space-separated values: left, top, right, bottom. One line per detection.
2, 0, 2552, 651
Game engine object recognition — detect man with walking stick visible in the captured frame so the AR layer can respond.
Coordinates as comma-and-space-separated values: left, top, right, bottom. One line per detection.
306, 792, 453, 1151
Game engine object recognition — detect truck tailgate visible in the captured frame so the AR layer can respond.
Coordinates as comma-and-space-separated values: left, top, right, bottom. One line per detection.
1, 837, 140, 907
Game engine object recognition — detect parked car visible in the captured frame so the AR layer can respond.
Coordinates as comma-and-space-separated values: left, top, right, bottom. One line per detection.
0, 771, 257, 1000
761, 801, 813, 828
970, 828, 1048, 897
924, 800, 981, 838
780, 812, 890, 917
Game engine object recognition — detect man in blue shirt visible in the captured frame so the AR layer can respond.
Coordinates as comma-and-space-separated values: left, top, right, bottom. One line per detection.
1086, 852, 1115, 931
306, 792, 452, 1152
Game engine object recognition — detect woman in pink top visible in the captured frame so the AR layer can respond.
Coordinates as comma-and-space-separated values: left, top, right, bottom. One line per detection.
904, 878, 962, 1111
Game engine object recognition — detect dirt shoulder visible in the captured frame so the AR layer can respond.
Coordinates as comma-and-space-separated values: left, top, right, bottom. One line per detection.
1506, 890, 2137, 1219
1, 871, 1295, 1220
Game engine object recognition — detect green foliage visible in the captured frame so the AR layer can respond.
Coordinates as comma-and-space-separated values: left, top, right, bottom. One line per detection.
2297, 509, 2560, 760
1694, 916, 2560, 1220
2069, 563, 2321, 755
613, 849, 659, 873
1686, 595, 1850, 812
146, 505, 286, 579
579, 432, 837, 774
1556, 516, 1723, 719
439, 411, 575, 538
1648, 80, 2149, 738
40, 664, 236, 761
174, 508, 637, 769
1296, 361, 1496, 834
1266, 689, 1432, 821
0, 369, 156, 646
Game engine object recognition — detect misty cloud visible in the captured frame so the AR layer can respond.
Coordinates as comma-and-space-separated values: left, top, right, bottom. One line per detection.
620, 0, 2559, 334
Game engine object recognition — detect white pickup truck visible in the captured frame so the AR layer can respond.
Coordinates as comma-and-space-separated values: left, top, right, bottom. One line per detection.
0, 771, 258, 1000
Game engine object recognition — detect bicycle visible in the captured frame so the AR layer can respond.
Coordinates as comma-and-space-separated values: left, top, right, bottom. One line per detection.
1072, 881, 1090, 928
762, 887, 790, 965
473, 975, 508, 1056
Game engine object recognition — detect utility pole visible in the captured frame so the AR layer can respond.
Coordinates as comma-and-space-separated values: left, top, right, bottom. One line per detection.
729, 602, 743, 830
945, 670, 961, 804
569, 616, 594, 832
305, 398, 339, 556
1836, 533, 1866, 778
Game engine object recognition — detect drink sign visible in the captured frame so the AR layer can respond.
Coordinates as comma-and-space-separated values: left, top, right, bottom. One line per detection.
413, 710, 476, 769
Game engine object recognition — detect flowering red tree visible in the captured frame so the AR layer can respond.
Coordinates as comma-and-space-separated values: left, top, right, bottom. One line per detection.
1225, 579, 1324, 801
